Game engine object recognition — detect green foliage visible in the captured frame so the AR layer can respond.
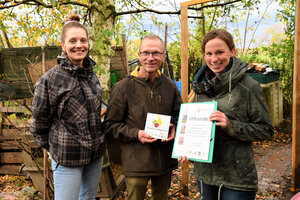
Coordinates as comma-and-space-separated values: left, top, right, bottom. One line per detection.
167, 41, 181, 80
93, 65, 107, 76
238, 0, 294, 106
259, 0, 295, 105
0, 1, 89, 47
95, 29, 114, 55
0, 0, 295, 104
91, 28, 115, 76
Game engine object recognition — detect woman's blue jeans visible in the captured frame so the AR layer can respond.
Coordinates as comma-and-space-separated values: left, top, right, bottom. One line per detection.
197, 180, 256, 200
51, 157, 103, 200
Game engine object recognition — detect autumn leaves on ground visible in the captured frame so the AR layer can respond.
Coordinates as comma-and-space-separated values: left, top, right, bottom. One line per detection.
0, 119, 298, 200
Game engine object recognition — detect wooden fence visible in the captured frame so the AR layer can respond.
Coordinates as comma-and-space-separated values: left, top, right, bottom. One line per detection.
0, 46, 60, 100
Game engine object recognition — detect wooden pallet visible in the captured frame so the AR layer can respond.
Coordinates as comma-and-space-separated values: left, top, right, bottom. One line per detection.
0, 98, 32, 175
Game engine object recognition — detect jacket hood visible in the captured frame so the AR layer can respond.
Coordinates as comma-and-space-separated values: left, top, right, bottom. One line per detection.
57, 52, 96, 78
192, 57, 248, 97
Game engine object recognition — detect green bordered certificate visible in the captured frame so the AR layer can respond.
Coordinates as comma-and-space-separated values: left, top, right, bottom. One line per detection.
172, 101, 217, 163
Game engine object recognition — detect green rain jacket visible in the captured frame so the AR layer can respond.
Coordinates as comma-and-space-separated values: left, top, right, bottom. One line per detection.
192, 57, 274, 191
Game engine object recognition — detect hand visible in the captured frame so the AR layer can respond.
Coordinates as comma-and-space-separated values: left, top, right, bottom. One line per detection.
178, 156, 189, 163
209, 110, 228, 128
161, 123, 175, 142
138, 130, 158, 144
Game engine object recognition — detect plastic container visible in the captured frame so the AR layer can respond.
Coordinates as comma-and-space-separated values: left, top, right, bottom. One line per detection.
110, 70, 119, 86
245, 72, 279, 84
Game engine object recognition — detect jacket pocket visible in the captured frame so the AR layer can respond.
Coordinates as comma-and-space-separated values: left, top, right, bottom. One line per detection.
234, 145, 256, 178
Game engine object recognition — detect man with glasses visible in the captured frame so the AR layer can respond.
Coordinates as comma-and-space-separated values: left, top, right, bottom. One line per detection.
104, 34, 182, 200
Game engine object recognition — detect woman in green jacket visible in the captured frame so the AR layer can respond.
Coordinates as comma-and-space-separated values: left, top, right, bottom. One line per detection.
179, 29, 274, 200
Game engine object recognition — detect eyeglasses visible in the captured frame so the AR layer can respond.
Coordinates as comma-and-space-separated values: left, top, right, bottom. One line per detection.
139, 51, 164, 58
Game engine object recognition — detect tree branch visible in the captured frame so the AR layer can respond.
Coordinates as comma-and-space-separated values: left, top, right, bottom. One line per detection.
116, 9, 180, 16
189, 0, 242, 11
115, 0, 242, 17
0, 0, 89, 10
0, 0, 29, 9
0, 0, 241, 20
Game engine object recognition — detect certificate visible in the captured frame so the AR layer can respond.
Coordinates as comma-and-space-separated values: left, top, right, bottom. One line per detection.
172, 101, 217, 163
144, 113, 171, 140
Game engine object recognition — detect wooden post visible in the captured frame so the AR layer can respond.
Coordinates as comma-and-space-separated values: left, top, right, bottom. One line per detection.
292, 0, 300, 189
180, 6, 189, 194
181, 0, 215, 7
122, 34, 128, 75
181, 5, 189, 104
43, 149, 48, 200
42, 51, 46, 74
42, 51, 49, 200
163, 25, 170, 77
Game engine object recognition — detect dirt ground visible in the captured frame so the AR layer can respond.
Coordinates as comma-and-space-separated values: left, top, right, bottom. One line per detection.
254, 141, 295, 199
253, 119, 297, 200
0, 120, 298, 200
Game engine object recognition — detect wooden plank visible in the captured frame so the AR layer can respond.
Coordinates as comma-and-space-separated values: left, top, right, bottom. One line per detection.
1, 115, 30, 128
111, 59, 123, 63
0, 164, 26, 175
180, 0, 215, 7
1, 129, 23, 140
0, 106, 32, 113
0, 98, 33, 107
0, 152, 24, 164
293, 0, 300, 189
111, 46, 123, 51
0, 141, 21, 150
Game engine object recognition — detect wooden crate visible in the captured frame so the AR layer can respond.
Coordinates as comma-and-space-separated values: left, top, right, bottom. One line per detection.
261, 81, 283, 126
111, 46, 129, 82
22, 132, 54, 199
0, 98, 32, 175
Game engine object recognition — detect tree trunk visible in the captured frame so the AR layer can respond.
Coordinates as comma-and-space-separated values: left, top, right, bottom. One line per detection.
89, 0, 115, 101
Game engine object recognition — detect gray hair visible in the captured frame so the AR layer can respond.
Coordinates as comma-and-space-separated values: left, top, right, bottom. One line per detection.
139, 34, 165, 52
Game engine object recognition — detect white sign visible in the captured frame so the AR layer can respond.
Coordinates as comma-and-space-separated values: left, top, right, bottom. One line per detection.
172, 102, 217, 163
144, 113, 171, 140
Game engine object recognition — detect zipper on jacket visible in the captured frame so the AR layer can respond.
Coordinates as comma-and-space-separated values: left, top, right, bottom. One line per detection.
150, 90, 155, 112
